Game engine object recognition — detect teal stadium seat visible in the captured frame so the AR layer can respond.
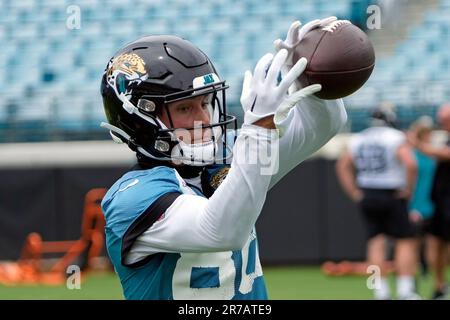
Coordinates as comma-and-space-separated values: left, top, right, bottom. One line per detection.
2, 0, 449, 141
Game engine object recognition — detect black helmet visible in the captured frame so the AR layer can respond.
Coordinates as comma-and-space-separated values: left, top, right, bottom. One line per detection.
100, 35, 236, 166
370, 104, 397, 128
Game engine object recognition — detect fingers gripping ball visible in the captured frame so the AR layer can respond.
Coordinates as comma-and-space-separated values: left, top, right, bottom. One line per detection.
293, 20, 375, 100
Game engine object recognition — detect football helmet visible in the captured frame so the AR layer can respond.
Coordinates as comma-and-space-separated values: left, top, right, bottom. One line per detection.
370, 103, 397, 128
100, 35, 236, 166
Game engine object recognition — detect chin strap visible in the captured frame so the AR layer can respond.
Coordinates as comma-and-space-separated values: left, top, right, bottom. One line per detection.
100, 122, 130, 142
100, 122, 171, 161
100, 122, 139, 151
100, 122, 233, 166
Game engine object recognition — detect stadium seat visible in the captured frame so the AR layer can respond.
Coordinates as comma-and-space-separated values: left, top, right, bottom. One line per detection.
2, 0, 450, 141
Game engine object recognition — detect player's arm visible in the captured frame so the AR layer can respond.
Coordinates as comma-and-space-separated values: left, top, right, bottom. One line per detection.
408, 128, 450, 161
269, 96, 347, 188
416, 142, 450, 162
129, 125, 276, 254
396, 143, 417, 199
124, 50, 320, 264
335, 149, 362, 202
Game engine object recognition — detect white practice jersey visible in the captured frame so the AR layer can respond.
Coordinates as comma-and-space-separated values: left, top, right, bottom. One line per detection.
349, 126, 406, 189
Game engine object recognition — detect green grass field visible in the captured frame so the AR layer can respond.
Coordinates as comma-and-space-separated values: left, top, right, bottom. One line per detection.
0, 266, 448, 300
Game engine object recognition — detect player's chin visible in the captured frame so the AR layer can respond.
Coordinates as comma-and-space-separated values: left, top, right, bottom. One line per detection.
191, 137, 214, 145
175, 128, 213, 144
178, 135, 213, 145
192, 128, 213, 144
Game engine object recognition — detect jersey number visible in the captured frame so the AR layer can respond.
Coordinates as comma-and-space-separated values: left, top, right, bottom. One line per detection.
355, 144, 387, 174
171, 237, 262, 299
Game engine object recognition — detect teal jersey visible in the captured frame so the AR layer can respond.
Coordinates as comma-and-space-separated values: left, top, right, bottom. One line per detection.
102, 165, 267, 300
410, 149, 437, 219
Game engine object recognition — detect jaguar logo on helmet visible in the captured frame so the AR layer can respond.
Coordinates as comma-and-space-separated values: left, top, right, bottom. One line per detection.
106, 53, 148, 98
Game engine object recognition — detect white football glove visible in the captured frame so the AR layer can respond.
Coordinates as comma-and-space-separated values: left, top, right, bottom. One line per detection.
273, 17, 337, 92
240, 49, 321, 136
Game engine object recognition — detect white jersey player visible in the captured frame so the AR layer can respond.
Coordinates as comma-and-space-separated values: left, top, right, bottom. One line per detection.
336, 107, 419, 300
350, 125, 407, 190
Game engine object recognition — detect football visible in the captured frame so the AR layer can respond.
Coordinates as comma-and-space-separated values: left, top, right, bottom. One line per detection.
293, 20, 375, 100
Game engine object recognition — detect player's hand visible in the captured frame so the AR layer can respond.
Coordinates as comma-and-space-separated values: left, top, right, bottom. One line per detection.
396, 188, 412, 200
273, 17, 337, 92
240, 49, 321, 135
406, 130, 419, 147
351, 189, 363, 202
409, 210, 423, 224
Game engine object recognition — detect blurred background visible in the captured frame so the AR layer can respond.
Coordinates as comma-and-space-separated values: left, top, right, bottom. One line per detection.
0, 0, 449, 299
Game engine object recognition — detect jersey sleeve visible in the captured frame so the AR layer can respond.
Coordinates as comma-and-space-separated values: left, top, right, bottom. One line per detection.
269, 96, 347, 188
101, 166, 182, 267
125, 125, 277, 265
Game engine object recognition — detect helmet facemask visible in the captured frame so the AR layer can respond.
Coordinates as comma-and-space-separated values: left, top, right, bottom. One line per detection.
103, 81, 236, 166
141, 82, 236, 166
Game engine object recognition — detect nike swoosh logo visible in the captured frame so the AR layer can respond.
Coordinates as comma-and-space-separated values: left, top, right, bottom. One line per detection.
118, 179, 139, 192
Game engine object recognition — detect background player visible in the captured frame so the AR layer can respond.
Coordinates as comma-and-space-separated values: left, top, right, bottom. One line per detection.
408, 117, 437, 277
336, 105, 419, 299
409, 103, 450, 299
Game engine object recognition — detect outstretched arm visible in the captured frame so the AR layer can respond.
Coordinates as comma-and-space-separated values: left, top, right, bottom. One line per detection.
416, 142, 450, 162
270, 96, 347, 188
125, 50, 321, 263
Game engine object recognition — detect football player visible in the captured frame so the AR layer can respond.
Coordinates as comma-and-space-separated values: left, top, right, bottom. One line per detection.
409, 104, 450, 299
336, 105, 419, 300
100, 18, 347, 300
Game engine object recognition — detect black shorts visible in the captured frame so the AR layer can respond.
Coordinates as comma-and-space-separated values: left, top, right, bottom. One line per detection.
359, 188, 418, 239
429, 196, 450, 242
420, 217, 434, 236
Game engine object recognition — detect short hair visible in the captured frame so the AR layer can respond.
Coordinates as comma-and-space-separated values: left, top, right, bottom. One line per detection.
410, 116, 434, 141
